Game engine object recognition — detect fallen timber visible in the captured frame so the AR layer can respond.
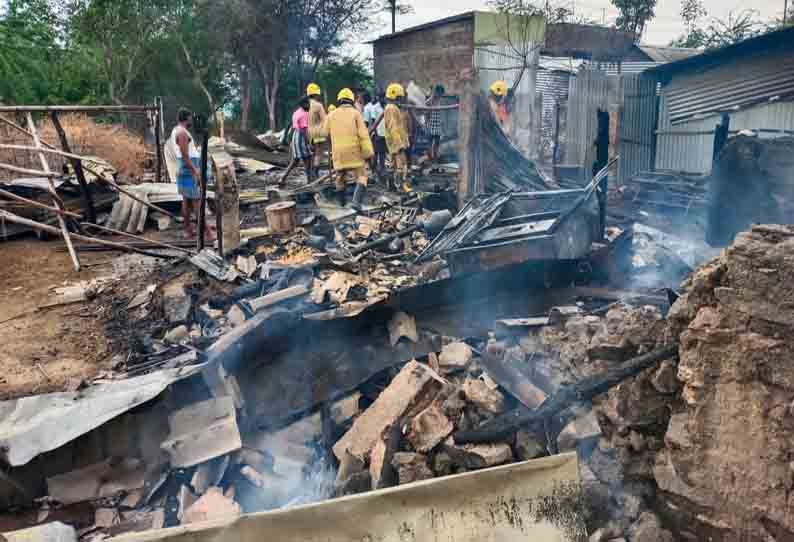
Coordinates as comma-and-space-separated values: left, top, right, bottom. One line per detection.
453, 343, 679, 444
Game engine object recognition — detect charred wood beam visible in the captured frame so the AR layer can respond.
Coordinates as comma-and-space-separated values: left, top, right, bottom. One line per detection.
350, 225, 420, 256
453, 344, 679, 444
51, 112, 96, 223
0, 187, 83, 219
0, 210, 175, 260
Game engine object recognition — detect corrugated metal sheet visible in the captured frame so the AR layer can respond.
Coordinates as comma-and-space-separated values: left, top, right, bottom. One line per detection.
564, 69, 611, 171
617, 73, 658, 185
655, 99, 794, 175
600, 61, 661, 75
664, 51, 794, 125
475, 42, 540, 156
537, 68, 571, 155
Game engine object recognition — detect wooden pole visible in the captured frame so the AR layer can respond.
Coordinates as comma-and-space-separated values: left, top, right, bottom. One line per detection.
0, 116, 110, 183
0, 161, 60, 178
0, 210, 174, 259
0, 187, 83, 219
155, 97, 163, 183
51, 112, 96, 223
457, 75, 476, 207
26, 113, 80, 271
0, 143, 103, 162
213, 161, 224, 257
80, 222, 194, 254
1, 114, 180, 220
197, 129, 209, 251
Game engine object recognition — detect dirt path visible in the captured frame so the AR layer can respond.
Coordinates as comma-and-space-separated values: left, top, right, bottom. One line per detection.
0, 238, 115, 399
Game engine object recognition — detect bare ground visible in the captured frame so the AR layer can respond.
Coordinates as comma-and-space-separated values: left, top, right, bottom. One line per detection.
0, 238, 116, 399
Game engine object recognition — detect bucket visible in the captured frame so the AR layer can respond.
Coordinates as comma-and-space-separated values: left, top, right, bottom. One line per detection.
265, 201, 297, 234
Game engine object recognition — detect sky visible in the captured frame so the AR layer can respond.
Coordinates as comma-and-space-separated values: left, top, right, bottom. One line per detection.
361, 0, 787, 46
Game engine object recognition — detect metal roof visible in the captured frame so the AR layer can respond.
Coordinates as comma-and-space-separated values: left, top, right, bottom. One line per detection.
638, 45, 700, 63
370, 12, 475, 44
650, 26, 794, 77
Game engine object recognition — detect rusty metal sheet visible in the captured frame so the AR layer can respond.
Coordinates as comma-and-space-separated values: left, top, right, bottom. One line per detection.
111, 453, 584, 542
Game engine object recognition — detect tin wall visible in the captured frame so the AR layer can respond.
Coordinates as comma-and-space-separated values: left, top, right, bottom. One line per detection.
616, 73, 658, 184
564, 69, 612, 173
656, 99, 794, 175
655, 49, 794, 175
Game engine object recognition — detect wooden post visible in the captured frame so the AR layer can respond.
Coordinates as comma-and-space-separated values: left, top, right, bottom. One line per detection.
457, 71, 476, 208
210, 150, 241, 258
155, 97, 163, 183
553, 100, 561, 166
197, 126, 209, 251
51, 112, 96, 223
214, 159, 224, 257
26, 113, 80, 271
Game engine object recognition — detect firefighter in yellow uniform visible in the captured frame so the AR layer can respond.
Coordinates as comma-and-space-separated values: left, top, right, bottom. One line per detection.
306, 82, 327, 173
488, 80, 512, 135
384, 83, 411, 192
323, 88, 374, 210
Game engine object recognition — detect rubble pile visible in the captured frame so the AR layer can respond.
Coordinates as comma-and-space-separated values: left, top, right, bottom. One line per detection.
522, 304, 676, 540
655, 224, 794, 541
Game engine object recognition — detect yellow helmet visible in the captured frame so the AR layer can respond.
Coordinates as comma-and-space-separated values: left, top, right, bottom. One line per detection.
386, 83, 405, 100
337, 88, 355, 103
490, 80, 508, 97
306, 83, 321, 97
328, 104, 337, 113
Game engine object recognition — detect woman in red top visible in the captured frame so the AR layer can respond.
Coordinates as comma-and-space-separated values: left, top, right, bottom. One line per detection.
279, 97, 315, 184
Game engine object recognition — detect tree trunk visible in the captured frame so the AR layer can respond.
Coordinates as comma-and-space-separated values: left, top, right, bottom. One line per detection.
263, 62, 280, 131
240, 66, 251, 132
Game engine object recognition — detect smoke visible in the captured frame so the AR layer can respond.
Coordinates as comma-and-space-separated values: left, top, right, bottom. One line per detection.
630, 223, 720, 289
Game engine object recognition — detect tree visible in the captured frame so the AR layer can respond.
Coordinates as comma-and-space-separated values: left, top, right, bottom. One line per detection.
611, 0, 657, 42
211, 0, 289, 131
0, 0, 61, 103
671, 9, 767, 49
69, 0, 167, 104
489, 0, 597, 25
380, 0, 413, 33
670, 0, 707, 47
166, 0, 233, 137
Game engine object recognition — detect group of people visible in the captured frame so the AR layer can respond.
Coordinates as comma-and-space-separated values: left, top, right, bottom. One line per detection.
282, 81, 448, 210
168, 78, 513, 237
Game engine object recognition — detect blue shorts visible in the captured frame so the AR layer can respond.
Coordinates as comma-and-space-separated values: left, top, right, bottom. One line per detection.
177, 157, 201, 199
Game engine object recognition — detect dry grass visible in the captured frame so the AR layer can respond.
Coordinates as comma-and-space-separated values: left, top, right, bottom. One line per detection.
0, 114, 147, 182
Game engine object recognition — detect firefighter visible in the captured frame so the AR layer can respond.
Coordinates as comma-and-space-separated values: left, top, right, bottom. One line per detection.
384, 82, 411, 193
488, 80, 512, 134
324, 88, 374, 210
306, 82, 327, 172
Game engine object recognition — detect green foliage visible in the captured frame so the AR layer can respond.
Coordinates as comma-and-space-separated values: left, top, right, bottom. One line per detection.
611, 0, 657, 41
0, 0, 378, 132
670, 8, 780, 49
489, 0, 598, 25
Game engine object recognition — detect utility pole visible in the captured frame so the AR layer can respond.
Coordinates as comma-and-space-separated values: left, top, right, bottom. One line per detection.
602, 8, 606, 24
785, 0, 788, 24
